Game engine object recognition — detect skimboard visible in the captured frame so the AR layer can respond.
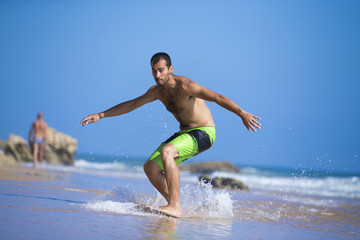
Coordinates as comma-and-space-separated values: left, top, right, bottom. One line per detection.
134, 204, 179, 218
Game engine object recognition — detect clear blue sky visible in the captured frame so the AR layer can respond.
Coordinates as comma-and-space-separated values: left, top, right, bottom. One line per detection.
1, 0, 359, 173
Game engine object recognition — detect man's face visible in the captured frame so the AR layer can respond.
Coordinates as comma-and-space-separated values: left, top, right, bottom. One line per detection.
151, 59, 173, 86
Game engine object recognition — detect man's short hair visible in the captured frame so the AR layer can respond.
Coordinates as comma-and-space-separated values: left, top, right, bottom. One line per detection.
151, 52, 172, 68
37, 112, 43, 119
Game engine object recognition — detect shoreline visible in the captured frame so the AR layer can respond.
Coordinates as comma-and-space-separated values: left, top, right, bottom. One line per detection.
1, 163, 359, 239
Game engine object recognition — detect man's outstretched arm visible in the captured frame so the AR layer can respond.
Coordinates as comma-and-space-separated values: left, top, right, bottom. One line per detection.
184, 79, 261, 132
81, 86, 157, 126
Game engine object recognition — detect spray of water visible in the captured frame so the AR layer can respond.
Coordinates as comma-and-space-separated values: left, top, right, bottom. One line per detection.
82, 181, 234, 219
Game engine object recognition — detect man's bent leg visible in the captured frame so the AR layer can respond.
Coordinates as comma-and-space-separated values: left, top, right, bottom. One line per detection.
143, 160, 170, 202
159, 143, 181, 216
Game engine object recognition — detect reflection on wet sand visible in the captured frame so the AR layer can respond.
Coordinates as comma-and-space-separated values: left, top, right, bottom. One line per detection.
142, 217, 179, 240
141, 215, 234, 240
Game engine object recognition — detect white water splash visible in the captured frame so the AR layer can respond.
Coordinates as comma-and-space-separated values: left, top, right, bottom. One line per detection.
179, 181, 234, 219
82, 182, 234, 219
83, 201, 137, 215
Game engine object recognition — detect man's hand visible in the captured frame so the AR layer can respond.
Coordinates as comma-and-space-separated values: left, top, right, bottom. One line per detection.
81, 113, 101, 127
241, 112, 261, 132
28, 137, 33, 146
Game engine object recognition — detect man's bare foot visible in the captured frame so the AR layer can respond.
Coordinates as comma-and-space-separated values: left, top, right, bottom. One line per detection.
159, 204, 181, 218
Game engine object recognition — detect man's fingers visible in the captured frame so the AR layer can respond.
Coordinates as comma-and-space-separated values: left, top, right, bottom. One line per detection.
83, 120, 92, 126
80, 117, 89, 124
243, 113, 261, 132
252, 119, 261, 129
253, 115, 261, 120
81, 116, 93, 126
248, 118, 260, 131
254, 119, 261, 126
249, 124, 256, 132
81, 119, 88, 126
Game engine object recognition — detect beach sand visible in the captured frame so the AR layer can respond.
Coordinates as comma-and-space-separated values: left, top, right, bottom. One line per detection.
0, 164, 359, 240
0, 165, 57, 182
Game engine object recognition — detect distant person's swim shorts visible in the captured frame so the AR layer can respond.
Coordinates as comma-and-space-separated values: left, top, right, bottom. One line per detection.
34, 138, 44, 145
148, 126, 216, 170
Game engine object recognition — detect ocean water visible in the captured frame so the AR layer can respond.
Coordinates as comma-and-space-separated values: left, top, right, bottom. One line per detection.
70, 153, 360, 202
1, 153, 359, 239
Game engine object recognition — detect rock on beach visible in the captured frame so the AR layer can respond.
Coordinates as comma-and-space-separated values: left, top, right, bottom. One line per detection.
180, 161, 249, 190
1, 135, 32, 164
0, 127, 77, 165
44, 127, 77, 165
179, 161, 241, 174
199, 175, 249, 190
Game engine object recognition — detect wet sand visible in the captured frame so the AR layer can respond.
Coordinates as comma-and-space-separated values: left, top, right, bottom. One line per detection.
1, 164, 359, 240
0, 164, 59, 182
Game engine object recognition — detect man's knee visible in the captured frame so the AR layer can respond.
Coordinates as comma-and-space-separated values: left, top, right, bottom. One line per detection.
143, 160, 151, 174
161, 144, 179, 168
161, 144, 178, 160
144, 160, 161, 175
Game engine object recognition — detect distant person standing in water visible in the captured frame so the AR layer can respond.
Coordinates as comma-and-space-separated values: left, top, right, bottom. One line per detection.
81, 52, 261, 217
29, 112, 48, 168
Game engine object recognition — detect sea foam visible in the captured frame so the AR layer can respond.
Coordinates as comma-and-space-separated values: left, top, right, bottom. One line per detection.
209, 170, 360, 199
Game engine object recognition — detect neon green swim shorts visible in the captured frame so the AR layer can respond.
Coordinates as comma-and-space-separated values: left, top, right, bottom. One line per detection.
148, 126, 216, 170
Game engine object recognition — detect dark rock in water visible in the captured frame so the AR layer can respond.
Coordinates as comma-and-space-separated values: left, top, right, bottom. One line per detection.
198, 175, 212, 184
0, 127, 77, 165
179, 161, 240, 174
199, 175, 249, 190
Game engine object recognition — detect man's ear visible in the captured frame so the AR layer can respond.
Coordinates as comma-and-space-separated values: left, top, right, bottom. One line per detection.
169, 65, 173, 74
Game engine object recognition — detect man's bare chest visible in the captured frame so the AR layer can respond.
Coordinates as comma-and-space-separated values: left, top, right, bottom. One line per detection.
158, 92, 193, 114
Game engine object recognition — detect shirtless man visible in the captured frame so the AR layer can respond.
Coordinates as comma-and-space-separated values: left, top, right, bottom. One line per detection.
29, 112, 48, 168
81, 52, 261, 217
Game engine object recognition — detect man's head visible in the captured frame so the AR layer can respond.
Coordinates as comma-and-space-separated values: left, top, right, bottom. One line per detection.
37, 112, 43, 120
151, 52, 173, 86
150, 52, 171, 68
